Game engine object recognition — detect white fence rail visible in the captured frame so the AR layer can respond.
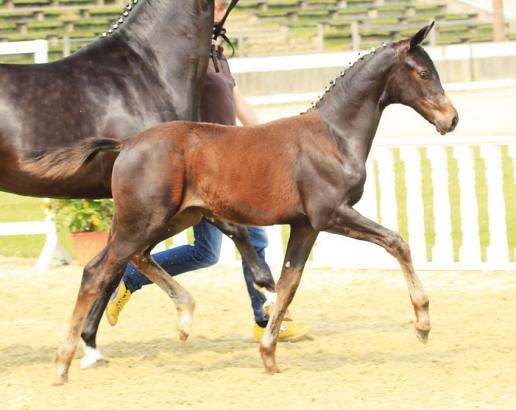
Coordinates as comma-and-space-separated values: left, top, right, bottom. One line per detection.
0, 40, 48, 63
0, 199, 62, 272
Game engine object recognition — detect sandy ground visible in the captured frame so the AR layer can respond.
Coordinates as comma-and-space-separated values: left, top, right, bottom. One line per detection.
0, 257, 515, 410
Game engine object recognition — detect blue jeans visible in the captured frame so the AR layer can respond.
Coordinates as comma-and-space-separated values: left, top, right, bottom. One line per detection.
123, 219, 272, 324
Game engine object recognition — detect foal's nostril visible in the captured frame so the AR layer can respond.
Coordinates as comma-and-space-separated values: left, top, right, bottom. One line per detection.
451, 115, 459, 130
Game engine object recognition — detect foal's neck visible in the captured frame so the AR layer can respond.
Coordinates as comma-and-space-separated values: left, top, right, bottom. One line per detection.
316, 46, 397, 161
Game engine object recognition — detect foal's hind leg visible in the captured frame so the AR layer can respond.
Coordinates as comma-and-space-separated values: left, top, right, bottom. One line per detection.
326, 205, 430, 342
124, 209, 205, 342
207, 220, 277, 307
130, 253, 195, 343
260, 224, 318, 374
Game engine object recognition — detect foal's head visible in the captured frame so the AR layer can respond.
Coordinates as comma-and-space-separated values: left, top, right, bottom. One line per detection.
387, 23, 458, 135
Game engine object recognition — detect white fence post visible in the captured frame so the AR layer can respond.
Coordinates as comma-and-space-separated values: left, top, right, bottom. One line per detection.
480, 145, 509, 264
34, 209, 58, 272
453, 146, 482, 265
400, 147, 426, 264
266, 225, 285, 267
426, 146, 454, 264
374, 147, 398, 231
219, 234, 238, 265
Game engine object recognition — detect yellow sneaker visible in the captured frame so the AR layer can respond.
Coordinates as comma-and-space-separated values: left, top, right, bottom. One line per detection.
105, 281, 132, 326
253, 321, 309, 342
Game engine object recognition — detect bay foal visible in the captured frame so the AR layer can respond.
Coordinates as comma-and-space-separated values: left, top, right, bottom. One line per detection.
50, 23, 458, 382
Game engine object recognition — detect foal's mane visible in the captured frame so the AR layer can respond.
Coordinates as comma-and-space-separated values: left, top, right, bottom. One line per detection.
307, 36, 436, 114
310, 42, 394, 111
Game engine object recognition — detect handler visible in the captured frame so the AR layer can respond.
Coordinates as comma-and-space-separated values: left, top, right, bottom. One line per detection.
106, 0, 309, 342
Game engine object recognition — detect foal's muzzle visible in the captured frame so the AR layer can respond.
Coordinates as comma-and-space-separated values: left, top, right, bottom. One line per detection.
433, 96, 459, 135
436, 111, 459, 135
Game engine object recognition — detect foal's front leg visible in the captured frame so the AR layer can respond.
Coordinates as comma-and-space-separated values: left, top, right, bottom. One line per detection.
260, 224, 318, 374
326, 205, 430, 342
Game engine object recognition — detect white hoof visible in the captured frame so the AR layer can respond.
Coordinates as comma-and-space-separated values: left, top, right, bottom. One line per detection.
262, 291, 278, 317
177, 312, 193, 343
176, 301, 195, 343
80, 345, 106, 369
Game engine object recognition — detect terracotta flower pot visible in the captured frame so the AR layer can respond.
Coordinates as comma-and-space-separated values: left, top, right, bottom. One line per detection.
70, 231, 109, 266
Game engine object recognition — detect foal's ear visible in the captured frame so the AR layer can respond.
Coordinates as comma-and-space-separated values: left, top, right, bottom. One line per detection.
409, 21, 435, 50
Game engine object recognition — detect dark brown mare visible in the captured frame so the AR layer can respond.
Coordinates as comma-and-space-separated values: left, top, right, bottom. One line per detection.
4, 0, 276, 375
24, 23, 458, 383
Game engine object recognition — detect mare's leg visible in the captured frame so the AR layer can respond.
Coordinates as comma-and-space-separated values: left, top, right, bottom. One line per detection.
326, 205, 430, 342
208, 220, 276, 305
54, 240, 135, 384
260, 224, 318, 374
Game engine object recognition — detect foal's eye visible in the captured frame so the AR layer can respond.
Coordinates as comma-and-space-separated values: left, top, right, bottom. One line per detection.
419, 71, 430, 80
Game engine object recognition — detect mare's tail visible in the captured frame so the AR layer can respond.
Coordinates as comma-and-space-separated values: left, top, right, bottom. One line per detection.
21, 137, 122, 180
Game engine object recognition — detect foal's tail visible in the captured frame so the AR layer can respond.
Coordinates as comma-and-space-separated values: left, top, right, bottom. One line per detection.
21, 137, 122, 180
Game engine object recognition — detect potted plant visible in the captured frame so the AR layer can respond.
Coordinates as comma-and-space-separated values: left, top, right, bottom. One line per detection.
49, 199, 114, 266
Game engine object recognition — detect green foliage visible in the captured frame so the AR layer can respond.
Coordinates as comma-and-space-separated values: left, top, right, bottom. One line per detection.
420, 148, 435, 261
446, 148, 462, 262
49, 199, 114, 233
501, 146, 516, 261
393, 148, 409, 242
473, 147, 489, 262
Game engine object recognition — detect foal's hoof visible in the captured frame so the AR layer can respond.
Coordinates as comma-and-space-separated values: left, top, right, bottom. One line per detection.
52, 374, 68, 386
264, 365, 280, 375
177, 328, 190, 344
177, 315, 193, 344
176, 302, 195, 344
415, 327, 430, 344
260, 346, 280, 375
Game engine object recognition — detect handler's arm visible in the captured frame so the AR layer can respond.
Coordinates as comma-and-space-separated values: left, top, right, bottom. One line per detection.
234, 86, 259, 126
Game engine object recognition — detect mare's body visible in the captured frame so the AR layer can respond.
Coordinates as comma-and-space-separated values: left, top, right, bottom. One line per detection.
0, 0, 213, 198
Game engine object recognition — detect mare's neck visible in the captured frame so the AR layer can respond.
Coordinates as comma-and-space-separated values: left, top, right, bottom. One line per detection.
316, 46, 397, 161
110, 0, 213, 82
101, 0, 213, 120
